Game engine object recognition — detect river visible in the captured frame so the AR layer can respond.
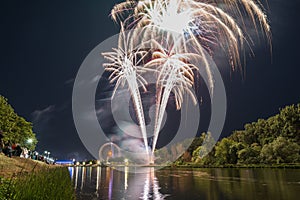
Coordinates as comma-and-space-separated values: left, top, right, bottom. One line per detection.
69, 167, 300, 200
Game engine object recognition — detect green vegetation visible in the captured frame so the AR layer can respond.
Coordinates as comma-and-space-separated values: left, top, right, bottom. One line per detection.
0, 154, 75, 200
0, 167, 75, 200
0, 95, 37, 150
157, 103, 300, 167
0, 154, 56, 178
0, 96, 74, 199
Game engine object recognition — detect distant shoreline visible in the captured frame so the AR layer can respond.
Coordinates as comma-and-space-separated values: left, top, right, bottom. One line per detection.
65, 163, 300, 169
168, 164, 300, 169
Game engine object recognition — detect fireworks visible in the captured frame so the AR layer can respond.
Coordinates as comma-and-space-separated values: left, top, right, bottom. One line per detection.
144, 40, 199, 154
102, 25, 150, 156
104, 0, 271, 163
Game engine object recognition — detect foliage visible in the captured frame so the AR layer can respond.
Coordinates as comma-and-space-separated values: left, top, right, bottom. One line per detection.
214, 139, 245, 165
0, 95, 37, 150
155, 137, 198, 164
177, 103, 300, 166
0, 167, 75, 200
260, 136, 300, 164
155, 147, 171, 164
0, 177, 15, 200
230, 104, 300, 146
237, 144, 261, 164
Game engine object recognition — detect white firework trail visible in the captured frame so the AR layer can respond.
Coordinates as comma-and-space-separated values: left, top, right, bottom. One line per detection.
112, 0, 271, 92
108, 0, 271, 162
144, 39, 199, 155
102, 26, 150, 158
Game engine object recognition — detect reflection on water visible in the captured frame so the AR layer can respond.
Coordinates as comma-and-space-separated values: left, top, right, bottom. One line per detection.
71, 166, 167, 200
70, 167, 300, 200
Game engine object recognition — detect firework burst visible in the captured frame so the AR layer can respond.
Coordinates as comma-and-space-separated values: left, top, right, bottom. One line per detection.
102, 26, 150, 157
144, 39, 199, 154
112, 0, 271, 91
107, 0, 271, 163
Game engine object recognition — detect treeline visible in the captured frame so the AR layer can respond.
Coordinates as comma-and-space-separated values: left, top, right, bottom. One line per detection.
0, 95, 37, 150
156, 103, 300, 166
195, 104, 300, 166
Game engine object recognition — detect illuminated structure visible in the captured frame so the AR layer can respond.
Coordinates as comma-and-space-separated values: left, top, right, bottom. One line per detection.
99, 142, 121, 163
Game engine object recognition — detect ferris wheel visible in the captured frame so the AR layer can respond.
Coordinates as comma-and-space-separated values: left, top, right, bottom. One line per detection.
98, 142, 121, 162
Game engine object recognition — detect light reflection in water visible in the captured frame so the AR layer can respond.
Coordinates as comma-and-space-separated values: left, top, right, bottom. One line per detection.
74, 167, 78, 189
80, 167, 85, 190
68, 167, 74, 179
141, 168, 165, 200
142, 171, 150, 199
124, 166, 128, 190
108, 168, 113, 200
122, 167, 166, 200
71, 167, 299, 200
95, 166, 101, 193
72, 167, 165, 199
87, 166, 92, 183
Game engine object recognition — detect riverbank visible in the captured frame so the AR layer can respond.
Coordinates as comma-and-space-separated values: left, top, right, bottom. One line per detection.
169, 163, 300, 169
0, 154, 75, 199
66, 162, 300, 169
0, 154, 56, 178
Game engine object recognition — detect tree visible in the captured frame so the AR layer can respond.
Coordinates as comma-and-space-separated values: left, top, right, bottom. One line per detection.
277, 104, 300, 143
176, 103, 300, 166
174, 135, 204, 163
260, 136, 300, 164
0, 95, 37, 150
214, 138, 240, 165
191, 132, 216, 162
238, 145, 260, 164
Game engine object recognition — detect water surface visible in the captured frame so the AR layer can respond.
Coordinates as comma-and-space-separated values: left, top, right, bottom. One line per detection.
69, 167, 300, 200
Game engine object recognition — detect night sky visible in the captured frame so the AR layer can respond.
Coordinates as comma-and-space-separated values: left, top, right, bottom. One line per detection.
0, 0, 299, 160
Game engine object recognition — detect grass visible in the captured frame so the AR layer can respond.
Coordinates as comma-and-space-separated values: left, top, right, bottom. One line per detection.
0, 154, 75, 200
0, 154, 56, 178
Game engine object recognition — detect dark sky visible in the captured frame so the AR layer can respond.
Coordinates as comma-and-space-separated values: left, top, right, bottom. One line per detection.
0, 0, 299, 160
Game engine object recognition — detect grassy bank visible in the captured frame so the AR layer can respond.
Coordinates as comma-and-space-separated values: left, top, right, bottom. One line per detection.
0, 154, 57, 178
0, 154, 75, 200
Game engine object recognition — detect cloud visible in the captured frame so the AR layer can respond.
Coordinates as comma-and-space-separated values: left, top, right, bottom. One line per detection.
31, 105, 56, 123
64, 78, 75, 86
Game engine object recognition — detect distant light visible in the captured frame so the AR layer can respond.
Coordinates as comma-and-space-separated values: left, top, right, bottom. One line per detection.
82, 162, 85, 165
72, 158, 75, 162
124, 159, 129, 165
44, 151, 48, 154
97, 160, 101, 165
76, 162, 80, 166
27, 138, 33, 144
55, 160, 74, 165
